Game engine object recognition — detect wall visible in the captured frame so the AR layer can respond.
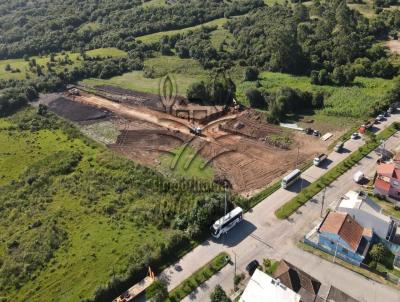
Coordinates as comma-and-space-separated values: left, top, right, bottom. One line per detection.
317, 232, 364, 266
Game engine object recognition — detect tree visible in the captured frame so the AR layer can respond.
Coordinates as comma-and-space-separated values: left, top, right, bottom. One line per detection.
146, 280, 168, 302
210, 285, 231, 302
246, 88, 266, 109
25, 86, 38, 101
5, 64, 11, 71
244, 67, 259, 81
369, 243, 385, 263
187, 81, 209, 103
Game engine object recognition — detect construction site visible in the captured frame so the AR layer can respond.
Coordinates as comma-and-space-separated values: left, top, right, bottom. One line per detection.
38, 85, 329, 196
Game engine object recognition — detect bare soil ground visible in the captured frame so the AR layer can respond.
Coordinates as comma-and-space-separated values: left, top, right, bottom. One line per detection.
387, 39, 400, 54
46, 88, 329, 196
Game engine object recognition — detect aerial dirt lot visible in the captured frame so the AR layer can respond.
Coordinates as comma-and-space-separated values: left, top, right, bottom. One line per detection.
39, 87, 330, 196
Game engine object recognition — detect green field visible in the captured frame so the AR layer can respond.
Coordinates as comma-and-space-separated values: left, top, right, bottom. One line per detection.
136, 18, 228, 44
0, 108, 219, 301
0, 47, 126, 80
82, 56, 208, 96
237, 71, 396, 118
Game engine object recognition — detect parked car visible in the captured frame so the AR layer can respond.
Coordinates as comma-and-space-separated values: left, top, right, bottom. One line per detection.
246, 260, 260, 276
334, 142, 344, 152
353, 171, 364, 183
351, 132, 359, 140
313, 153, 327, 166
384, 111, 390, 117
377, 114, 384, 121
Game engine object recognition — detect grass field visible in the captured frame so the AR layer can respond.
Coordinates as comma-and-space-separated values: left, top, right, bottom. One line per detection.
0, 108, 215, 302
82, 56, 208, 96
237, 71, 396, 119
136, 18, 227, 44
0, 47, 126, 80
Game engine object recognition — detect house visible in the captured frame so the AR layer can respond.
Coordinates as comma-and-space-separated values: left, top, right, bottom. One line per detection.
337, 191, 397, 241
316, 212, 372, 266
240, 269, 301, 302
374, 162, 400, 201
273, 260, 359, 302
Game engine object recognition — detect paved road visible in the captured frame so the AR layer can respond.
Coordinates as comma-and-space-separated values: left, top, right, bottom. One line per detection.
156, 115, 400, 302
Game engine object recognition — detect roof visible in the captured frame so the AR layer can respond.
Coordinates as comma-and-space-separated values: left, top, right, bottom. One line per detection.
377, 163, 395, 176
374, 177, 391, 193
319, 212, 364, 251
273, 260, 320, 302
240, 269, 301, 302
212, 207, 242, 229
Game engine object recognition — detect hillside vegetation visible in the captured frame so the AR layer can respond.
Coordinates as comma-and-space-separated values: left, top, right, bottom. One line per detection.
0, 108, 227, 302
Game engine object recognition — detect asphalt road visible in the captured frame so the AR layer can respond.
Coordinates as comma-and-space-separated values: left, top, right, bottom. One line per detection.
155, 115, 400, 302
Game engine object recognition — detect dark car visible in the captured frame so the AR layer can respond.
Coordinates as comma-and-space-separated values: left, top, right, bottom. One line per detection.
246, 260, 260, 275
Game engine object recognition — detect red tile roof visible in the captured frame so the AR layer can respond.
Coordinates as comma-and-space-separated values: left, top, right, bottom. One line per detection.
377, 163, 395, 176
319, 212, 364, 251
374, 177, 391, 192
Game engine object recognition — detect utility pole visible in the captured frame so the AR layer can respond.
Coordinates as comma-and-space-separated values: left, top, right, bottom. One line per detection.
233, 251, 237, 290
296, 146, 300, 169
320, 187, 326, 218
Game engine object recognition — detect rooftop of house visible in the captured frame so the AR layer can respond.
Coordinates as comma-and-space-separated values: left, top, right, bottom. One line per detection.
374, 177, 392, 192
318, 212, 364, 251
376, 163, 400, 180
273, 260, 359, 302
273, 260, 320, 302
240, 269, 301, 302
338, 191, 391, 223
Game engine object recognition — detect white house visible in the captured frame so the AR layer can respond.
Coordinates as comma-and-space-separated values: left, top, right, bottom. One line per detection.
240, 269, 301, 302
337, 191, 397, 241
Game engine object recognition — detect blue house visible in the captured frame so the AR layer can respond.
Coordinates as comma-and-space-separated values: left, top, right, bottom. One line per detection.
317, 212, 372, 266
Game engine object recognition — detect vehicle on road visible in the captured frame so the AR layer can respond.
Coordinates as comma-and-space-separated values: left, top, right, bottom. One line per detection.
245, 260, 260, 276
211, 207, 243, 238
351, 132, 359, 140
376, 114, 384, 121
313, 153, 327, 166
281, 169, 301, 189
353, 171, 364, 183
334, 142, 344, 153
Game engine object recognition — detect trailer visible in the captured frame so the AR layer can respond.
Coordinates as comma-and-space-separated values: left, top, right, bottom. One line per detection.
113, 268, 155, 302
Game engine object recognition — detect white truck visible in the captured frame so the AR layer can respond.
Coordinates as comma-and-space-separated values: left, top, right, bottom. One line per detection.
313, 153, 327, 166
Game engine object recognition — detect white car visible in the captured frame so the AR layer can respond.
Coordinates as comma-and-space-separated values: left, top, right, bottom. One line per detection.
351, 132, 359, 139
377, 114, 384, 121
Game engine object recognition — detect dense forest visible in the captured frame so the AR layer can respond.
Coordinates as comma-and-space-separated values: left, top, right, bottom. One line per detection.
0, 0, 263, 59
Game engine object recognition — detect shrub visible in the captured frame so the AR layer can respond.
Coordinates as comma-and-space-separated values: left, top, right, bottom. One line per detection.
146, 280, 169, 302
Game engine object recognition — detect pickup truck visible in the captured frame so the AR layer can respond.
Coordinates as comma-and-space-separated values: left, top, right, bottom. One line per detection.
313, 153, 327, 166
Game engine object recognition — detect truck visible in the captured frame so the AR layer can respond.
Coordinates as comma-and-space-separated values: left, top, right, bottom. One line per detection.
313, 153, 327, 166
